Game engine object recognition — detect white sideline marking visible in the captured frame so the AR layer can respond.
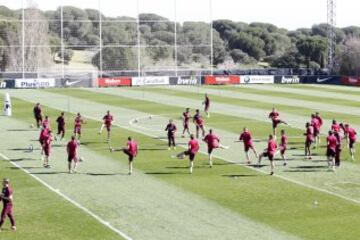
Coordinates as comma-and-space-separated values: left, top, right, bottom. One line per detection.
0, 153, 132, 240
127, 116, 360, 205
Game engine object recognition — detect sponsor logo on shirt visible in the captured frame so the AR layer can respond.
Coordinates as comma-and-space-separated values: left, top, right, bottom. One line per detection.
281, 76, 300, 84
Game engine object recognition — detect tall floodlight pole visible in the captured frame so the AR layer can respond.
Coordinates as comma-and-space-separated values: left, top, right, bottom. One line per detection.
327, 0, 336, 72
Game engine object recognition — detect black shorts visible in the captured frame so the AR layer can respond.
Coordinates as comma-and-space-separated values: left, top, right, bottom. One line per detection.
327, 149, 336, 158
68, 155, 76, 162
349, 139, 356, 149
262, 152, 274, 161
184, 150, 195, 161
123, 149, 135, 161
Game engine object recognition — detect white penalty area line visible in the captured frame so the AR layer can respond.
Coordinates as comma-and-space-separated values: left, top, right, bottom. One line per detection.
0, 153, 133, 240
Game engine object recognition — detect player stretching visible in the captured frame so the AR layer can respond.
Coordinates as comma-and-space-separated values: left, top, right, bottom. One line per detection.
67, 136, 79, 174
326, 131, 338, 171
33, 103, 43, 128
344, 124, 357, 160
203, 129, 228, 168
315, 112, 323, 143
0, 178, 16, 231
258, 134, 277, 175
203, 93, 210, 118
268, 108, 287, 138
122, 137, 138, 175
99, 110, 113, 142
304, 122, 314, 160
237, 128, 258, 164
311, 114, 321, 148
165, 119, 177, 150
42, 130, 53, 168
56, 112, 66, 141
74, 113, 85, 141
182, 108, 191, 137
280, 129, 288, 166
176, 134, 200, 174
193, 109, 205, 139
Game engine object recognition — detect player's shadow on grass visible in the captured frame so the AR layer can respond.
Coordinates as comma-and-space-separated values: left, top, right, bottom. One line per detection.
145, 172, 188, 175
222, 174, 258, 178
9, 166, 44, 170
86, 173, 127, 176
138, 148, 170, 151
10, 158, 36, 162
7, 129, 37, 132
32, 171, 69, 175
292, 153, 320, 157
284, 165, 328, 173
166, 166, 207, 169
213, 162, 236, 166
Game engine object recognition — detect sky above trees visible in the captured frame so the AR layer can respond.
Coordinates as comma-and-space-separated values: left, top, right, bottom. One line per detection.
1, 0, 359, 30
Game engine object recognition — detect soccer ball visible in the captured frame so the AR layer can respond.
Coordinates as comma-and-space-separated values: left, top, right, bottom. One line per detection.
149, 115, 153, 119
79, 156, 85, 162
30, 123, 34, 128
28, 144, 33, 152
134, 118, 138, 123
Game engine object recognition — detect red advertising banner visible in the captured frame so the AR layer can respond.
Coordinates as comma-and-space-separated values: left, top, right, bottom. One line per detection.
204, 75, 240, 85
97, 77, 132, 87
341, 76, 360, 86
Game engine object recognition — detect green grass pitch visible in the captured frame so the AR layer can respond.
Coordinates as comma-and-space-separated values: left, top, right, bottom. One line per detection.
0, 84, 360, 239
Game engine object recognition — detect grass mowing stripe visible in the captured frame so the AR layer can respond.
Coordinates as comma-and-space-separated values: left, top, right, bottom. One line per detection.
3, 97, 300, 240
38, 88, 356, 202
56, 87, 360, 164
272, 84, 360, 94
0, 152, 132, 240
8, 89, 360, 240
153, 85, 360, 118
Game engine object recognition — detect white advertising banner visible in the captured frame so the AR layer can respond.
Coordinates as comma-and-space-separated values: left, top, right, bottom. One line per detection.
242, 75, 274, 84
132, 76, 170, 86
15, 78, 56, 88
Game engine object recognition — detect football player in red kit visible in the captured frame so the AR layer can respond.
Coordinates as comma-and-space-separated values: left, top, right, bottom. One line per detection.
344, 124, 357, 161
56, 112, 66, 141
176, 134, 200, 174
33, 103, 43, 128
315, 112, 323, 143
182, 108, 191, 138
268, 107, 287, 138
203, 129, 228, 167
203, 93, 210, 118
311, 114, 321, 148
237, 128, 258, 164
39, 127, 49, 160
122, 137, 138, 175
326, 131, 338, 171
331, 120, 340, 133
193, 109, 205, 139
304, 122, 314, 160
42, 130, 53, 168
258, 134, 278, 175
42, 115, 51, 130
165, 119, 177, 150
0, 178, 16, 231
74, 113, 85, 140
67, 136, 79, 174
280, 129, 288, 166
99, 110, 114, 142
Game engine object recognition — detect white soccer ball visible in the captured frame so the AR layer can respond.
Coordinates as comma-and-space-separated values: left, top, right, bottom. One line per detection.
28, 144, 33, 152
30, 123, 34, 128
79, 156, 85, 162
149, 115, 153, 119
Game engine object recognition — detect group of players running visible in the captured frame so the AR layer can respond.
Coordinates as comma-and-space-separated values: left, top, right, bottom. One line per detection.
32, 92, 357, 176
